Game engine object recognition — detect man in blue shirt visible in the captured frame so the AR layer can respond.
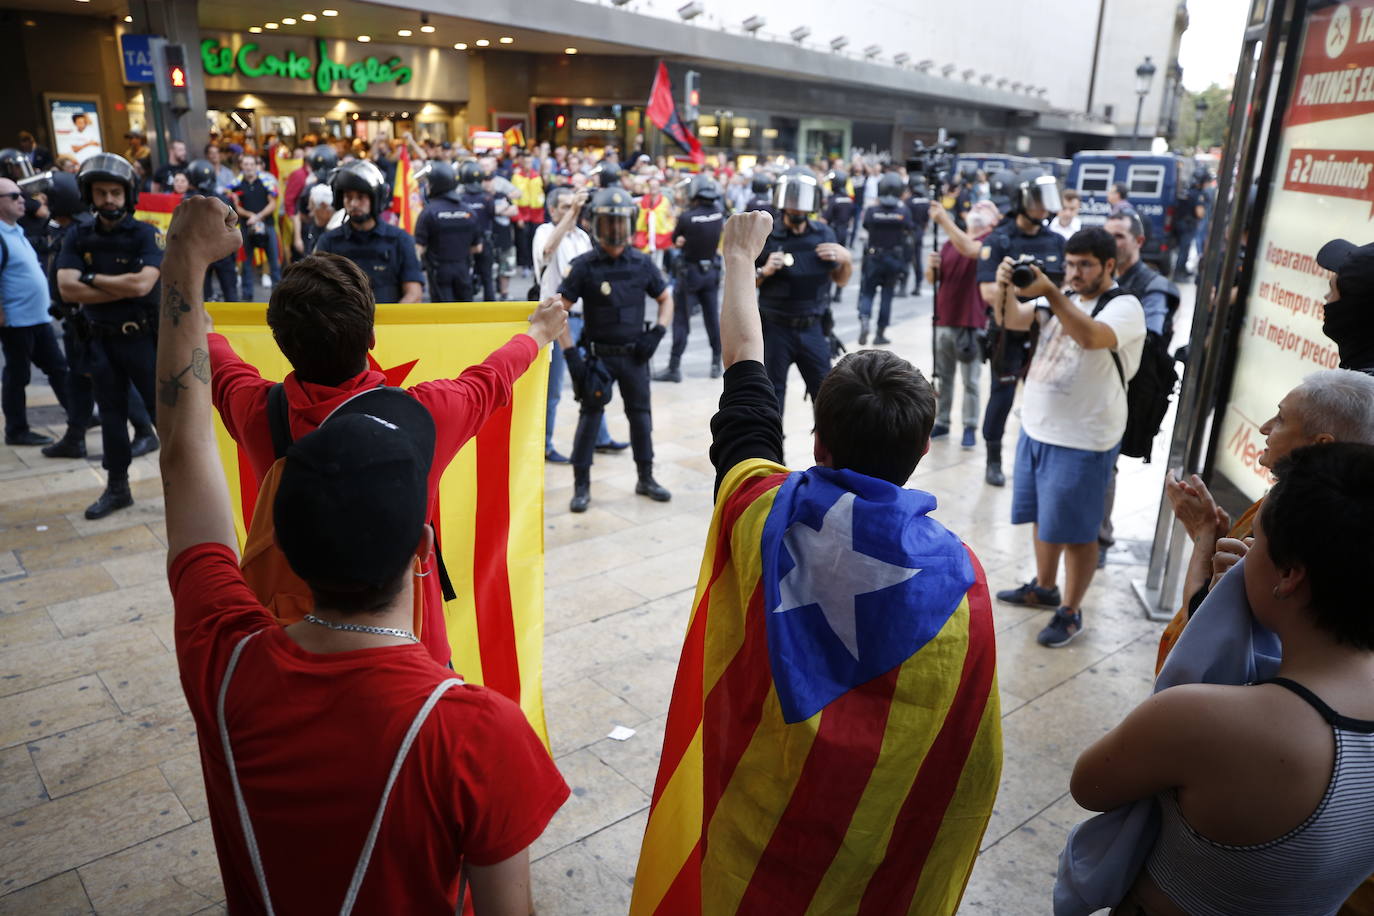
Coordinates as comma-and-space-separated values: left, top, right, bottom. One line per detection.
0, 176, 70, 445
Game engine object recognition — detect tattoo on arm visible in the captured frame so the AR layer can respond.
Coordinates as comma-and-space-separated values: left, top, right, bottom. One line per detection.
163, 285, 191, 327
158, 348, 210, 407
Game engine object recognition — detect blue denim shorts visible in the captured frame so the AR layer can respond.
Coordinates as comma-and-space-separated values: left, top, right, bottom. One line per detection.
1011, 431, 1119, 544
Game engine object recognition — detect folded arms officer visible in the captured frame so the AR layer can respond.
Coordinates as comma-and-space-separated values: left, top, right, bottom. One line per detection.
314, 160, 422, 304
415, 162, 482, 302
656, 175, 725, 383
557, 187, 674, 514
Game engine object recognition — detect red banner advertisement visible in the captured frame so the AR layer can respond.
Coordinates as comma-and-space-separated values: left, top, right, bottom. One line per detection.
1286, 0, 1374, 126
1281, 147, 1374, 215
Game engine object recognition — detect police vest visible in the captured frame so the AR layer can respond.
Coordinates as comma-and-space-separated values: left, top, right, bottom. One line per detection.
679, 205, 724, 261
759, 221, 836, 315
421, 198, 481, 263
317, 223, 409, 303
66, 217, 162, 320
576, 250, 656, 343
865, 204, 911, 250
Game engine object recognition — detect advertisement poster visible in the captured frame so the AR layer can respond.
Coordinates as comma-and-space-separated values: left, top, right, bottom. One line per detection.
1214, 0, 1374, 501
48, 98, 105, 164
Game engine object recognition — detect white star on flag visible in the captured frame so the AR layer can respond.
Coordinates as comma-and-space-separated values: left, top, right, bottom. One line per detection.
771, 492, 921, 660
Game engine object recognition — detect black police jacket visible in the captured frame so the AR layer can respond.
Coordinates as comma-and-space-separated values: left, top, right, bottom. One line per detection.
756, 219, 839, 316
54, 213, 164, 322
416, 196, 482, 267
315, 219, 423, 304
863, 202, 912, 250
673, 204, 724, 262
559, 245, 667, 344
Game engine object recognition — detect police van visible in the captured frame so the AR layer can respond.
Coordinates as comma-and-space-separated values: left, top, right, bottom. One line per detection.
953, 153, 1039, 177
1037, 157, 1072, 181
1068, 150, 1197, 273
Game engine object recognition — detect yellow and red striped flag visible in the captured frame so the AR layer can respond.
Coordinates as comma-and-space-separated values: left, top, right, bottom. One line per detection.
393, 146, 420, 235
205, 300, 551, 745
503, 125, 526, 149
632, 458, 1002, 915
134, 191, 182, 233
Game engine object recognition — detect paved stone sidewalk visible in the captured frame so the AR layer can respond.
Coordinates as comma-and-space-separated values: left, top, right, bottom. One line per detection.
0, 284, 1176, 914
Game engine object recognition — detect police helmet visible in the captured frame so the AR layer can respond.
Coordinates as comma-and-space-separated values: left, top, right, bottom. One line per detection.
330, 159, 390, 218
1012, 167, 1061, 215
458, 160, 483, 193
877, 172, 905, 207
593, 160, 622, 189
45, 171, 83, 219
0, 149, 35, 183
751, 171, 775, 196
427, 161, 458, 198
773, 167, 822, 214
588, 186, 636, 249
306, 144, 338, 178
185, 159, 217, 195
688, 175, 720, 202
987, 169, 1018, 215
828, 169, 848, 194
77, 152, 139, 212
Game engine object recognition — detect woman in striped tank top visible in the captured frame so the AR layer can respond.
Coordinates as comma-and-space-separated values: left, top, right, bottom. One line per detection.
1072, 442, 1374, 916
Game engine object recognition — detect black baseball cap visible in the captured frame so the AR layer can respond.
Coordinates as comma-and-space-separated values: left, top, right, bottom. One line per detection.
273, 388, 435, 591
1316, 239, 1374, 302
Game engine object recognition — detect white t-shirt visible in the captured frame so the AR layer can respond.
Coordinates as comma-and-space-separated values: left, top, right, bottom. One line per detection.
1020, 286, 1146, 452
1049, 215, 1080, 241
68, 124, 103, 163
533, 221, 592, 306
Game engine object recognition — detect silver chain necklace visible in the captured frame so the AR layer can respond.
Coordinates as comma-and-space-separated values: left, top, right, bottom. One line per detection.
303, 613, 419, 643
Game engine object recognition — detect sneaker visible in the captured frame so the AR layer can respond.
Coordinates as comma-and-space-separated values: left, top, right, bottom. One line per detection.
874, 330, 891, 345
545, 448, 570, 464
996, 577, 1062, 608
261, 275, 273, 290
930, 424, 950, 439
961, 428, 976, 449
1037, 607, 1085, 648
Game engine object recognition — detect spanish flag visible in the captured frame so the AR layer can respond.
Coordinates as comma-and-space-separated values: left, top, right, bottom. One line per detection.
393, 145, 420, 236
632, 459, 1002, 915
206, 301, 551, 745
503, 125, 526, 150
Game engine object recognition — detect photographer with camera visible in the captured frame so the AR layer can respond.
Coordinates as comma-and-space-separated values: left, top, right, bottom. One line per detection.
977, 167, 1067, 487
991, 227, 1145, 648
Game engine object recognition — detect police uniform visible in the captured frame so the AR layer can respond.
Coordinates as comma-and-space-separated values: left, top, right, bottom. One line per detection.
415, 195, 481, 301
190, 190, 239, 301
822, 191, 856, 249
756, 218, 839, 412
54, 214, 162, 479
459, 187, 498, 300
745, 193, 780, 222
233, 172, 281, 299
857, 201, 913, 340
559, 246, 667, 471
314, 219, 423, 304
904, 189, 932, 295
975, 219, 1065, 461
668, 202, 724, 369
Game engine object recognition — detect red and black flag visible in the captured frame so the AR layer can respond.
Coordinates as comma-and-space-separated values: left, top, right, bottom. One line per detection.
647, 61, 705, 165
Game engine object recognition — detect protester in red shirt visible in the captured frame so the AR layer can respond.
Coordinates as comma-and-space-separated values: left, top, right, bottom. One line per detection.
208, 252, 548, 666
157, 196, 570, 914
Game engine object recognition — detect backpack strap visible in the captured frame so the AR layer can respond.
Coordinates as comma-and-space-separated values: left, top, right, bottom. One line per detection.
267, 383, 292, 460
216, 626, 465, 915
1090, 288, 1129, 391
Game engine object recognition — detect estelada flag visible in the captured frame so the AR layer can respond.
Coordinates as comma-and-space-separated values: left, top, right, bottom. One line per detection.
632, 459, 1002, 915
647, 61, 705, 165
205, 300, 551, 745
393, 145, 420, 235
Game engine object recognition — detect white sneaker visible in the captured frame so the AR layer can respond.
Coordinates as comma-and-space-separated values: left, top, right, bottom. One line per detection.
261, 275, 273, 289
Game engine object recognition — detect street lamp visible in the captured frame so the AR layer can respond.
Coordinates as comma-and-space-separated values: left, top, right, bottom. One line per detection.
1132, 55, 1157, 146
1193, 96, 1210, 151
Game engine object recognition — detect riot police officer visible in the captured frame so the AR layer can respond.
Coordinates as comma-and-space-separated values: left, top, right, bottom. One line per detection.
291, 144, 338, 261
856, 172, 913, 345
415, 161, 482, 301
315, 160, 423, 304
754, 167, 853, 412
745, 171, 779, 221
903, 173, 932, 296
184, 159, 239, 302
977, 167, 1065, 486
821, 168, 856, 252
656, 175, 724, 382
557, 186, 674, 514
54, 153, 162, 519
592, 160, 623, 190
0, 148, 52, 256
457, 160, 498, 301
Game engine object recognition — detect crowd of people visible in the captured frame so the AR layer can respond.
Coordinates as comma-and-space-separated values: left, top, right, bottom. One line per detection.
8, 118, 1374, 915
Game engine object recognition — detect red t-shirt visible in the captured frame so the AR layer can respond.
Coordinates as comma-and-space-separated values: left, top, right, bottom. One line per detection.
171, 543, 569, 915
934, 237, 991, 330
208, 332, 539, 665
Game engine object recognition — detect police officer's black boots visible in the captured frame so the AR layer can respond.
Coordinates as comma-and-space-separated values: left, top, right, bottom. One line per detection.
985, 442, 1006, 488
710, 352, 723, 379
86, 476, 133, 520
129, 425, 160, 459
654, 360, 683, 383
859, 320, 870, 346
42, 427, 87, 459
635, 463, 672, 502
570, 467, 591, 513
874, 326, 891, 346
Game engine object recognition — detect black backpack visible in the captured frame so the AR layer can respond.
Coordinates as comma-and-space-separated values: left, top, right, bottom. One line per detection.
1092, 288, 1178, 463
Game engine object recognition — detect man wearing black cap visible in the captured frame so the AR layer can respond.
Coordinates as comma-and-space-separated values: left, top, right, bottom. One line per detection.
156, 195, 569, 913
1317, 238, 1374, 374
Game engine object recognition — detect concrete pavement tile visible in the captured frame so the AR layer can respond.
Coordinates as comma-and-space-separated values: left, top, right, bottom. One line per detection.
531, 837, 635, 915
544, 506, 635, 550
544, 589, 693, 689
0, 478, 151, 528
159, 752, 209, 822
44, 581, 173, 639
589, 646, 681, 721
0, 517, 78, 553
98, 650, 183, 715
0, 608, 60, 651
99, 549, 168, 589
598, 488, 712, 525
596, 512, 709, 560
545, 677, 652, 759
958, 820, 1067, 915
0, 766, 189, 895
77, 818, 223, 915
0, 550, 19, 582
35, 467, 106, 495
992, 616, 1105, 701
0, 676, 118, 750
1000, 663, 1151, 771
997, 685, 1030, 716
588, 714, 666, 797
544, 576, 647, 635
0, 564, 117, 615
1037, 790, 1098, 836
17, 524, 161, 573
0, 747, 46, 819
607, 544, 704, 601
530, 749, 648, 861
981, 743, 1072, 849
29, 698, 197, 800
0, 871, 92, 915
63, 496, 167, 539
0, 623, 166, 698
581, 808, 649, 884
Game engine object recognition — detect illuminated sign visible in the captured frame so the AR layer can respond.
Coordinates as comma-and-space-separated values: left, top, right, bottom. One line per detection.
200, 38, 413, 95
170, 65, 186, 88
575, 117, 618, 131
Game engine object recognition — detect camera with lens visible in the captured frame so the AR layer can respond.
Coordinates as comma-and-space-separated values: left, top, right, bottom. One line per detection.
1010, 254, 1043, 289
906, 136, 958, 193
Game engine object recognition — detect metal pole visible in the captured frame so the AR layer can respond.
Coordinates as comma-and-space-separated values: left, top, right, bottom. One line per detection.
1132, 94, 1145, 146
1193, 116, 1203, 151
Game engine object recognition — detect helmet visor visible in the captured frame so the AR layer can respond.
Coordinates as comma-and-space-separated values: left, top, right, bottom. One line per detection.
1026, 175, 1062, 213
592, 211, 633, 247
775, 175, 820, 213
